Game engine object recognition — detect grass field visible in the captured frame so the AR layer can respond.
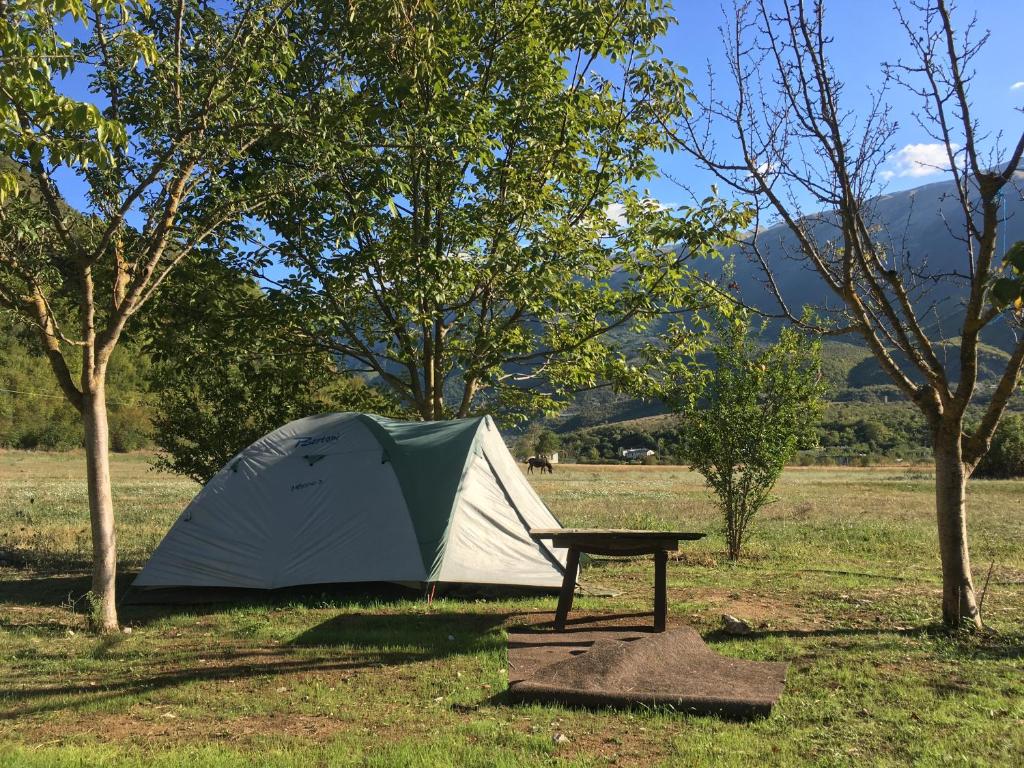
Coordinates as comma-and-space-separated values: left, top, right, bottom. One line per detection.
1, 452, 1022, 766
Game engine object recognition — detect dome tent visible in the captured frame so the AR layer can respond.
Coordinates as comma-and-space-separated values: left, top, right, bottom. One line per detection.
134, 413, 568, 591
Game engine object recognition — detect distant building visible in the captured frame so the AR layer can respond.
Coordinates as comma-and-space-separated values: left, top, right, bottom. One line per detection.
527, 452, 559, 464
620, 448, 655, 461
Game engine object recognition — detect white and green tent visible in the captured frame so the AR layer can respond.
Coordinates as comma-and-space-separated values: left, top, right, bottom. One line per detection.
134, 413, 568, 591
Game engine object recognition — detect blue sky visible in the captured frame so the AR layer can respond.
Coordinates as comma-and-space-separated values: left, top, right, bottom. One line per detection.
647, 0, 1024, 209
53, 1, 1023, 220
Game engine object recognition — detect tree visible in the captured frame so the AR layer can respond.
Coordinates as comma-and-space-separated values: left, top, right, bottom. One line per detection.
674, 310, 824, 560
534, 429, 560, 458
670, 0, 1024, 627
264, 0, 747, 423
0, 1, 154, 201
856, 419, 890, 452
145, 261, 401, 484
0, 1, 320, 630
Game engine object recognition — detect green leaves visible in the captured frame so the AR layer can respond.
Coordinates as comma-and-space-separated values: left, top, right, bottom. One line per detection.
0, 172, 19, 204
992, 278, 1022, 308
1006, 241, 1024, 272
0, 1, 153, 201
145, 260, 403, 483
669, 308, 827, 559
262, 0, 743, 421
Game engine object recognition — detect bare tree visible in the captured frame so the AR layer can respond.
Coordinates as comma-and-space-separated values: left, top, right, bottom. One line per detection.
669, 0, 1024, 628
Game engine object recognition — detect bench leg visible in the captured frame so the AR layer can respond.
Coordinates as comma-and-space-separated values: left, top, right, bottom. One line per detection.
654, 549, 668, 632
554, 548, 580, 631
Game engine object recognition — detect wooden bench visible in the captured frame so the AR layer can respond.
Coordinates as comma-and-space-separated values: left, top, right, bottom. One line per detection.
529, 528, 706, 632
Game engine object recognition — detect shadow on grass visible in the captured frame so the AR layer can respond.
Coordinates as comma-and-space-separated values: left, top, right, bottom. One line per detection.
1, 611, 510, 721
0, 571, 260, 630
933, 629, 1024, 661
507, 612, 658, 637
290, 610, 509, 653
702, 626, 926, 643
0, 571, 432, 626
121, 580, 431, 627
0, 546, 94, 573
2, 569, 559, 629
0, 570, 94, 606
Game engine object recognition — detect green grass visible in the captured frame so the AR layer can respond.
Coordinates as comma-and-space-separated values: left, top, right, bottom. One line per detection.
1, 452, 1022, 766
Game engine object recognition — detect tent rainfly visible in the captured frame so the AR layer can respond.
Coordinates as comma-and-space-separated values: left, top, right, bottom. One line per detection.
134, 413, 568, 591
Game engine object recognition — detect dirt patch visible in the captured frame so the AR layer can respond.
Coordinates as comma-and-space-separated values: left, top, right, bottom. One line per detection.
507, 616, 788, 718
686, 587, 820, 632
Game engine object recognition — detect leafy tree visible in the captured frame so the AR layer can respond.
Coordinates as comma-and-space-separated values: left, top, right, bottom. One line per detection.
973, 415, 1024, 479
534, 429, 560, 458
670, 0, 1024, 627
0, 1, 324, 631
264, 0, 747, 423
674, 311, 825, 560
145, 261, 402, 484
0, 1, 155, 201
855, 419, 890, 451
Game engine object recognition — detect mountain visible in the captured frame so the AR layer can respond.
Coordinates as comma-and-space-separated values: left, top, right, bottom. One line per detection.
693, 174, 1024, 346
551, 175, 1024, 432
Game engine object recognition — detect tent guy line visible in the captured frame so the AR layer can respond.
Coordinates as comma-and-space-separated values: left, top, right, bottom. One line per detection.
0, 386, 134, 406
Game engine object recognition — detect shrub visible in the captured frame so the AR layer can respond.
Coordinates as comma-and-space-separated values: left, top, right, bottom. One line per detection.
108, 405, 154, 453
974, 415, 1024, 479
672, 311, 826, 560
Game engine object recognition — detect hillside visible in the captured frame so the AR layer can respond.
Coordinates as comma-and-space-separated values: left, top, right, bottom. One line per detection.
0, 321, 155, 451
555, 394, 1024, 466
690, 174, 1024, 349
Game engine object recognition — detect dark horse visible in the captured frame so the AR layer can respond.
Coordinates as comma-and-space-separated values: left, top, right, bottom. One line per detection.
525, 456, 553, 474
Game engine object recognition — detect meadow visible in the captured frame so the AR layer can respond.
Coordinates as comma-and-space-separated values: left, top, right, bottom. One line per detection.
1, 452, 1022, 767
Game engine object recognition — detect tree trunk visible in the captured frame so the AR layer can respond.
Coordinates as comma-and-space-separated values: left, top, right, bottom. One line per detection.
725, 498, 741, 561
83, 379, 119, 632
933, 426, 981, 630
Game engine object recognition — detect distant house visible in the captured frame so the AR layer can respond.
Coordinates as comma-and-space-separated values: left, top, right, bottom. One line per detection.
525, 452, 559, 464
620, 448, 655, 461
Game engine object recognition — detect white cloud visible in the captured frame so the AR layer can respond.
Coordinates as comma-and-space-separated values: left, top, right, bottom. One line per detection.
1011, 81, 1024, 90
882, 142, 959, 180
605, 203, 628, 226
604, 199, 672, 228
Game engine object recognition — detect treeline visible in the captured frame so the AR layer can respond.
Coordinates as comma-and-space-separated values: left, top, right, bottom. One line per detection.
557, 405, 932, 464
6, 309, 1017, 473
4, 301, 1021, 478
557, 418, 684, 464
0, 322, 154, 452
557, 400, 1024, 468
816, 403, 932, 461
